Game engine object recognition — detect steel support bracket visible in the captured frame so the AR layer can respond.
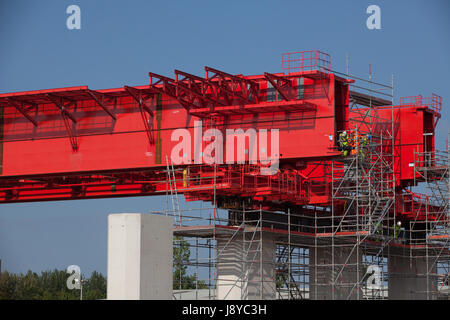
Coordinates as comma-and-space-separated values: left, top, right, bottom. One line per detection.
124, 85, 155, 145
86, 89, 116, 120
5, 98, 39, 126
45, 93, 78, 151
264, 72, 294, 101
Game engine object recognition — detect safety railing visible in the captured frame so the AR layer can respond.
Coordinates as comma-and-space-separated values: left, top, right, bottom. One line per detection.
400, 190, 428, 216
400, 93, 442, 115
414, 150, 448, 171
282, 50, 331, 73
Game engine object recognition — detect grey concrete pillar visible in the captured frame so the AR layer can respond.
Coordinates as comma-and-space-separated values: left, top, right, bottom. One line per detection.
388, 253, 437, 300
310, 245, 362, 300
216, 232, 276, 300
107, 213, 173, 300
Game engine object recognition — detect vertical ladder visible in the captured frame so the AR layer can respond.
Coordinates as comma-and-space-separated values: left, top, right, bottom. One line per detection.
242, 207, 264, 299
166, 155, 182, 226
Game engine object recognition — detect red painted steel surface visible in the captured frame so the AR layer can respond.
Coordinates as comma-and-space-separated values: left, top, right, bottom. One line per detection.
0, 56, 444, 225
350, 105, 437, 187
0, 70, 343, 177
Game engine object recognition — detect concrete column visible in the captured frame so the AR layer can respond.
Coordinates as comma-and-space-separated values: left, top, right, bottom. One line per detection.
388, 253, 437, 300
310, 245, 362, 300
216, 232, 276, 300
107, 213, 173, 300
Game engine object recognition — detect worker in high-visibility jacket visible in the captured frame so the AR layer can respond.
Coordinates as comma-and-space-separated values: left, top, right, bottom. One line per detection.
359, 135, 369, 158
373, 221, 383, 242
394, 221, 402, 239
183, 169, 188, 188
339, 131, 350, 156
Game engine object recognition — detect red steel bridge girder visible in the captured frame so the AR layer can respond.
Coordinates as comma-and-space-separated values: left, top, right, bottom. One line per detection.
0, 61, 444, 224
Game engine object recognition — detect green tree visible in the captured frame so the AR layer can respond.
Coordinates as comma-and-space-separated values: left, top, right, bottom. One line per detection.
0, 271, 18, 299
0, 269, 106, 300
275, 271, 288, 289
173, 236, 208, 290
83, 271, 107, 300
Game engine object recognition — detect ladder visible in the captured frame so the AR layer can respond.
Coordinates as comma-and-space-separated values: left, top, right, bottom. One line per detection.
166, 155, 182, 226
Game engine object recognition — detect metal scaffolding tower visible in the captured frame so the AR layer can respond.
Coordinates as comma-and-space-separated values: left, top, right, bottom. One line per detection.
156, 66, 449, 301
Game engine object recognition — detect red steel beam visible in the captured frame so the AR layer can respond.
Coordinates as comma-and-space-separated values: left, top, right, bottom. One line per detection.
174, 69, 226, 107
45, 93, 77, 123
45, 93, 78, 151
205, 66, 260, 104
5, 98, 38, 126
123, 85, 155, 145
86, 89, 117, 120
188, 99, 316, 117
264, 72, 295, 101
149, 72, 195, 111
123, 86, 154, 116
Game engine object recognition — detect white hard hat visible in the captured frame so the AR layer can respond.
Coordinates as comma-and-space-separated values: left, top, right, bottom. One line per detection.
342, 131, 347, 135
397, 221, 402, 226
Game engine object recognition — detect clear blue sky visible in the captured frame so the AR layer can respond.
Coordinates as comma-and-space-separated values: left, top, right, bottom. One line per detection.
0, 0, 449, 276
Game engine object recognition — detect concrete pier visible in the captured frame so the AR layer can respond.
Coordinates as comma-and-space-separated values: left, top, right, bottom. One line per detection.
216, 232, 276, 300
310, 245, 362, 300
107, 213, 173, 300
388, 253, 437, 300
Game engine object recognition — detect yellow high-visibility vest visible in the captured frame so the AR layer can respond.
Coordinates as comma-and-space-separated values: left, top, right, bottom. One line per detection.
183, 169, 188, 187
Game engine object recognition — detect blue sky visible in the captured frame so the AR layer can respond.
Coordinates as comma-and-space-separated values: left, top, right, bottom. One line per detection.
0, 0, 449, 276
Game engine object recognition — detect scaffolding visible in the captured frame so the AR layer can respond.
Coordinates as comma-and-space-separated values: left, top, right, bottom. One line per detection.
165, 181, 448, 300
165, 205, 393, 300
411, 147, 450, 299
155, 68, 449, 301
